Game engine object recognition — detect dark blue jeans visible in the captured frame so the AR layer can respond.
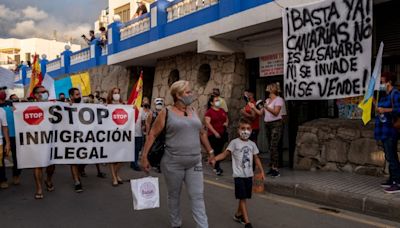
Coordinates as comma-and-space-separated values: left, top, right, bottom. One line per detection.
131, 137, 143, 168
382, 137, 400, 183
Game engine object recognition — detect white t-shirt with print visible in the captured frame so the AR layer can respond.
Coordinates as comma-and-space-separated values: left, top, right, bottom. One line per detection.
0, 109, 8, 145
226, 138, 259, 178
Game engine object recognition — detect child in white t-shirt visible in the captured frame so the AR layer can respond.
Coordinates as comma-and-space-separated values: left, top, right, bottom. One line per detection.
210, 119, 265, 228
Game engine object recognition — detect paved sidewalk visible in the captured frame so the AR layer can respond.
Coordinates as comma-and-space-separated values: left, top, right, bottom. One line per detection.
203, 160, 400, 222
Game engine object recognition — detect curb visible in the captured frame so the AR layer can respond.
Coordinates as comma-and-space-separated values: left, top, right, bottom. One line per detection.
265, 180, 400, 222
203, 172, 400, 222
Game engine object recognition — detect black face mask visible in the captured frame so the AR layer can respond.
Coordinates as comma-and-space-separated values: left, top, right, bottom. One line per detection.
143, 104, 150, 109
74, 97, 82, 103
59, 98, 66, 102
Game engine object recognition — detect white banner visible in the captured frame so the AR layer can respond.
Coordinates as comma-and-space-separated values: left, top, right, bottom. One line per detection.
14, 102, 135, 168
260, 53, 284, 77
283, 0, 373, 100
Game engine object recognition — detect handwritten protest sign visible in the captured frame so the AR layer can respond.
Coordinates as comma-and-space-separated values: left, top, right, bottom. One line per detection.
283, 0, 373, 100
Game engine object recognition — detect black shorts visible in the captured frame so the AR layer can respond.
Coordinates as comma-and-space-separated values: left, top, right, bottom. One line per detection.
234, 177, 253, 199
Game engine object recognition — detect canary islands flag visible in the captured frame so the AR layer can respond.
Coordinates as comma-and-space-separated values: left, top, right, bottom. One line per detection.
358, 42, 384, 125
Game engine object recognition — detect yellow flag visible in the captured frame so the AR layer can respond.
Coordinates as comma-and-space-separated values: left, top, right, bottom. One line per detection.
358, 98, 373, 125
71, 72, 91, 96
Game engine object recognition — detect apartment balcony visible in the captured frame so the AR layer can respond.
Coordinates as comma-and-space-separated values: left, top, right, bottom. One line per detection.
25, 0, 287, 79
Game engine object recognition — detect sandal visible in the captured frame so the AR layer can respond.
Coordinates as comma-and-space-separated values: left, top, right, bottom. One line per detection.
34, 193, 44, 200
45, 181, 55, 192
112, 181, 119, 187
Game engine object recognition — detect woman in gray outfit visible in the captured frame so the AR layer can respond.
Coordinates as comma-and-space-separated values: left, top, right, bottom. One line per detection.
141, 80, 215, 228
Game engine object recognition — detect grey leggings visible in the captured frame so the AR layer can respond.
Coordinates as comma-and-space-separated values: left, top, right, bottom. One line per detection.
161, 153, 208, 228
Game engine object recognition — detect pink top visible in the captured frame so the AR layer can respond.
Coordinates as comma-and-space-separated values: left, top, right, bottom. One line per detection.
264, 96, 284, 123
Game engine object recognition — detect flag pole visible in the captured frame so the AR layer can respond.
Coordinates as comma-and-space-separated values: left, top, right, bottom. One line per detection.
375, 90, 380, 116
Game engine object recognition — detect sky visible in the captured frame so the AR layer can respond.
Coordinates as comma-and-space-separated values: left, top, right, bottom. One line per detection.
0, 0, 108, 44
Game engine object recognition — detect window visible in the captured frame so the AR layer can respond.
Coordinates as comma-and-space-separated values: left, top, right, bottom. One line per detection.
115, 4, 131, 22
168, 69, 180, 87
25, 53, 31, 62
198, 64, 211, 86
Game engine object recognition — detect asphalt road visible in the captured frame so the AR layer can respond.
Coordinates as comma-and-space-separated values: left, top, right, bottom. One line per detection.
0, 164, 399, 228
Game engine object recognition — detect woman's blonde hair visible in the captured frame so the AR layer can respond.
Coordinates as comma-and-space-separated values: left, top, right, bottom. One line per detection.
170, 80, 189, 101
266, 83, 280, 95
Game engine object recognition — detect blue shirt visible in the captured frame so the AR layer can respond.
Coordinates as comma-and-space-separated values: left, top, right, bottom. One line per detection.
374, 89, 400, 141
0, 103, 15, 137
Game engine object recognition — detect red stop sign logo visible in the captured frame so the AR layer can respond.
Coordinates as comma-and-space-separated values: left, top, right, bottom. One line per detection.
23, 106, 44, 125
112, 109, 128, 125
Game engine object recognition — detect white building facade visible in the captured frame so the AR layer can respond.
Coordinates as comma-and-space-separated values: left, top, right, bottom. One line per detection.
0, 38, 81, 69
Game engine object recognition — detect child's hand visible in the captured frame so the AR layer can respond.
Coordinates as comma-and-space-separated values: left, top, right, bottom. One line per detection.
261, 172, 266, 181
209, 158, 216, 167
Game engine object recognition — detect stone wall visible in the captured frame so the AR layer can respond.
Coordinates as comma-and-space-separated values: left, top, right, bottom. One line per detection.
88, 65, 131, 100
294, 119, 391, 176
151, 52, 246, 136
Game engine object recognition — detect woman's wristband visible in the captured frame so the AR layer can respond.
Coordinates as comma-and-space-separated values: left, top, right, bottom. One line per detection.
208, 149, 214, 156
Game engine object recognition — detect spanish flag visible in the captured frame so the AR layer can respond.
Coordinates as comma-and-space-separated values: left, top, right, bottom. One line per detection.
28, 54, 43, 97
358, 42, 384, 125
128, 71, 143, 121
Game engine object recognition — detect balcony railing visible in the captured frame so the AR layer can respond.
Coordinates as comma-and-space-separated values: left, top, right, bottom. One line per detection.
102, 46, 108, 56
71, 48, 91, 65
120, 14, 151, 41
167, 0, 218, 22
25, 0, 273, 79
46, 60, 61, 72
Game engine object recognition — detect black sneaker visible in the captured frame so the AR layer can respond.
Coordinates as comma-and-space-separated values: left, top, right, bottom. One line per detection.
97, 172, 106, 178
266, 169, 274, 176
384, 184, 400, 194
216, 170, 223, 176
131, 164, 141, 171
75, 183, 83, 193
244, 223, 253, 228
270, 169, 280, 177
233, 214, 245, 224
381, 180, 394, 188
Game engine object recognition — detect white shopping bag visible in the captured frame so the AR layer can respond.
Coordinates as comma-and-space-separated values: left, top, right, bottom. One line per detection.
130, 177, 160, 210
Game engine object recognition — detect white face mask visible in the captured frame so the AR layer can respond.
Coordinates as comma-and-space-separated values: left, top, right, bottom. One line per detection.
214, 100, 221, 107
379, 84, 386, 91
155, 104, 163, 110
239, 130, 251, 140
113, 94, 120, 101
41, 93, 49, 101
